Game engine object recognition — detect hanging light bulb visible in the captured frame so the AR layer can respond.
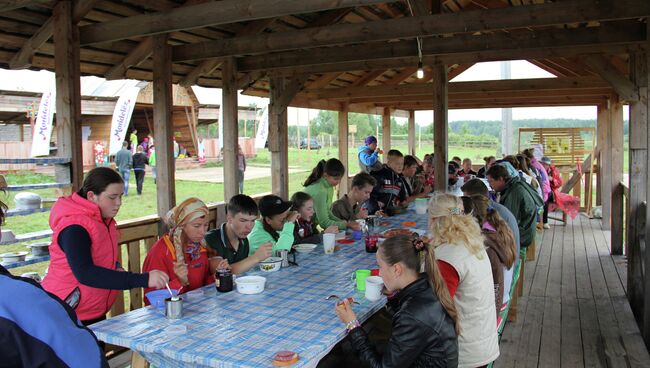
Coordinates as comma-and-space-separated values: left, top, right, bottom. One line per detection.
416, 61, 424, 79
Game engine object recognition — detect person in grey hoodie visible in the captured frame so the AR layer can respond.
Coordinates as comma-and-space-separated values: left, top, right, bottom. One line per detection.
114, 141, 132, 196
358, 135, 383, 173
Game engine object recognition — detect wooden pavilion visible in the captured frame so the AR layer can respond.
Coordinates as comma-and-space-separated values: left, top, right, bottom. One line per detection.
2, 0, 650, 364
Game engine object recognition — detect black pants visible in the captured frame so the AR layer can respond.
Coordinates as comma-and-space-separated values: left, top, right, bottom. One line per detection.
543, 191, 555, 224
134, 170, 145, 195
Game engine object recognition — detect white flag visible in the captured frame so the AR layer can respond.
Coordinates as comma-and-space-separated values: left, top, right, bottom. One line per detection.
255, 105, 269, 149
30, 90, 56, 157
108, 87, 140, 156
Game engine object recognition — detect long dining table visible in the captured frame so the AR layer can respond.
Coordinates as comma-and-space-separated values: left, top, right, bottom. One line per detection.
91, 208, 429, 367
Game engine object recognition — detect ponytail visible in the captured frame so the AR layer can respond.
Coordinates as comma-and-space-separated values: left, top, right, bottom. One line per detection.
303, 158, 345, 187
468, 194, 516, 268
380, 235, 460, 335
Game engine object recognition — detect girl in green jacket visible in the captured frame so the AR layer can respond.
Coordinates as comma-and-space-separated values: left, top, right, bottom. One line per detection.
248, 195, 299, 256
303, 159, 360, 232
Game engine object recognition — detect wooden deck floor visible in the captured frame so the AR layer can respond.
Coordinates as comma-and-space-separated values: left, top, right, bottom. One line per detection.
496, 214, 650, 368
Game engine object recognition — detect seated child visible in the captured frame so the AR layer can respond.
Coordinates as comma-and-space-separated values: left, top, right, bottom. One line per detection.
291, 191, 338, 244
248, 195, 299, 255
205, 194, 273, 275
368, 149, 406, 215
331, 173, 375, 222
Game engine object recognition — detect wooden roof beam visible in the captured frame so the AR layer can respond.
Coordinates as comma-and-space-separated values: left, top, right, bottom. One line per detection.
305, 72, 343, 89
9, 0, 99, 69
237, 22, 645, 72
349, 70, 386, 87
172, 0, 650, 62
79, 0, 391, 46
0, 0, 50, 13
447, 63, 474, 80
104, 37, 153, 80
584, 54, 639, 102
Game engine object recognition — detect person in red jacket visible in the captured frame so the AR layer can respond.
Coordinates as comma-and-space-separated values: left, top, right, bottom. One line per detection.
42, 167, 169, 325
541, 156, 563, 228
143, 198, 222, 301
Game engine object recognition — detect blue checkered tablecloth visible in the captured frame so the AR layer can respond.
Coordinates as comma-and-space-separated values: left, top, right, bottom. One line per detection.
91, 209, 430, 368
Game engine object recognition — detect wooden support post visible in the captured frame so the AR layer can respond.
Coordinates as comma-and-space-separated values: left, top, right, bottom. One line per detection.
611, 97, 624, 228
53, 0, 83, 191
433, 64, 448, 192
152, 34, 175, 224
338, 103, 349, 198
641, 41, 650, 345
269, 76, 289, 199
222, 57, 239, 199
382, 107, 391, 161
598, 103, 612, 229
408, 110, 416, 156
611, 182, 624, 255
628, 50, 648, 327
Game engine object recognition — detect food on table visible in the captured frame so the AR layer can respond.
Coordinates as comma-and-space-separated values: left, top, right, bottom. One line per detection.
272, 351, 299, 366
336, 239, 354, 244
401, 221, 417, 227
379, 221, 391, 227
382, 228, 416, 238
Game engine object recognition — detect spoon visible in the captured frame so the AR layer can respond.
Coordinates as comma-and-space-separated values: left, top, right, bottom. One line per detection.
325, 294, 360, 305
165, 282, 179, 301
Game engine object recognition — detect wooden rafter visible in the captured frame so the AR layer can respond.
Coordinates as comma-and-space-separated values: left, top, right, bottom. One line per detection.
384, 67, 418, 85
79, 0, 390, 45
0, 0, 49, 13
447, 63, 473, 80
584, 54, 639, 102
349, 70, 386, 87
236, 22, 645, 72
171, 0, 650, 62
305, 72, 343, 89
9, 0, 99, 69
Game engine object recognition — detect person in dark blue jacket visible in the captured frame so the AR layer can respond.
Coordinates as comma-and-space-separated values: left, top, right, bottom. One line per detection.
0, 178, 108, 368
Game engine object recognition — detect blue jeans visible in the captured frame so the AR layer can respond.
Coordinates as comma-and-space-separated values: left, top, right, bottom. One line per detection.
120, 169, 130, 195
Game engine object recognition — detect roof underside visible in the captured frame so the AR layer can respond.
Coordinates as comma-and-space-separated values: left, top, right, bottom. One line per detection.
0, 0, 646, 113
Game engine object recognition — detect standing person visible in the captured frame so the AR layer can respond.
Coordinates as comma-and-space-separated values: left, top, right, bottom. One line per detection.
358, 135, 383, 173
428, 192, 500, 367
129, 129, 138, 154
540, 156, 562, 229
173, 137, 180, 160
292, 191, 338, 244
522, 148, 551, 203
197, 137, 206, 164
141, 137, 149, 156
477, 156, 496, 179
331, 173, 375, 222
335, 235, 459, 367
114, 141, 132, 196
42, 167, 169, 325
237, 145, 247, 194
247, 195, 300, 255
132, 145, 149, 196
303, 159, 360, 231
486, 165, 543, 249
205, 194, 273, 275
142, 198, 216, 298
149, 144, 157, 184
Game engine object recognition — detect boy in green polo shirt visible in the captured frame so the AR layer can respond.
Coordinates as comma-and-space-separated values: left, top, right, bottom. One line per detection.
205, 194, 272, 275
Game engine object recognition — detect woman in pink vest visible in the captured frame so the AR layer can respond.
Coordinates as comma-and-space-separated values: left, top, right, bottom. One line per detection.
42, 167, 169, 325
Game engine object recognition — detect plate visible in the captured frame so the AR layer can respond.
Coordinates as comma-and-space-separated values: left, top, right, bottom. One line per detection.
381, 228, 416, 238
293, 243, 317, 253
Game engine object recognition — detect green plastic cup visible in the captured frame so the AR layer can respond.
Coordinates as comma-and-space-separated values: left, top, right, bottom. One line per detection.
351, 269, 372, 291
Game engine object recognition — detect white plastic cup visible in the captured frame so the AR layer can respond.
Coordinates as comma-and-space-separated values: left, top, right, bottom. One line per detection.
323, 233, 336, 254
364, 276, 384, 301
415, 198, 427, 215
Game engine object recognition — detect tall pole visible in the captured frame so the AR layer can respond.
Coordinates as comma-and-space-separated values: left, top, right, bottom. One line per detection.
501, 61, 512, 156
433, 64, 448, 192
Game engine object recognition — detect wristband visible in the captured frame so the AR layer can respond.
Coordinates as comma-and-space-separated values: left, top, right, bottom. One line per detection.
345, 319, 361, 332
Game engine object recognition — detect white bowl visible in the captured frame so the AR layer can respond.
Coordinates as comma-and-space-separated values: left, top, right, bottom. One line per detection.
294, 243, 317, 253
236, 276, 266, 294
1, 251, 28, 263
259, 257, 282, 272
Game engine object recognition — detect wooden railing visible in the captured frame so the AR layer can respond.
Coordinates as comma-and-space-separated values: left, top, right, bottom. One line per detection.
108, 194, 269, 317
611, 181, 630, 255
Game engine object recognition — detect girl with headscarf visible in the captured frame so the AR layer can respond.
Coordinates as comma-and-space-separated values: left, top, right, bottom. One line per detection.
143, 198, 221, 300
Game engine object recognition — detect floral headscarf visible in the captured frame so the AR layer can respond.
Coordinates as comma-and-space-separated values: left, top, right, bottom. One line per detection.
164, 198, 209, 262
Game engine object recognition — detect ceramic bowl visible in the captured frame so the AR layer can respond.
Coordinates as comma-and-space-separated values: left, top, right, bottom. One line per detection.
259, 257, 282, 272
293, 243, 317, 253
0, 251, 28, 263
27, 242, 50, 256
236, 276, 266, 294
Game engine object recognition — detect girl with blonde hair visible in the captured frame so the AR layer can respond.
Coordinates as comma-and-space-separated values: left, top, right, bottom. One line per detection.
429, 192, 500, 368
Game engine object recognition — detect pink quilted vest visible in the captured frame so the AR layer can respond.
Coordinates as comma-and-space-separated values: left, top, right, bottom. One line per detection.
42, 193, 119, 321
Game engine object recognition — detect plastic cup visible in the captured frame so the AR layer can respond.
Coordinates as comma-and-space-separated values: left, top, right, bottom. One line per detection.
323, 233, 336, 254
364, 276, 384, 301
415, 198, 427, 215
352, 230, 363, 240
351, 269, 371, 291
